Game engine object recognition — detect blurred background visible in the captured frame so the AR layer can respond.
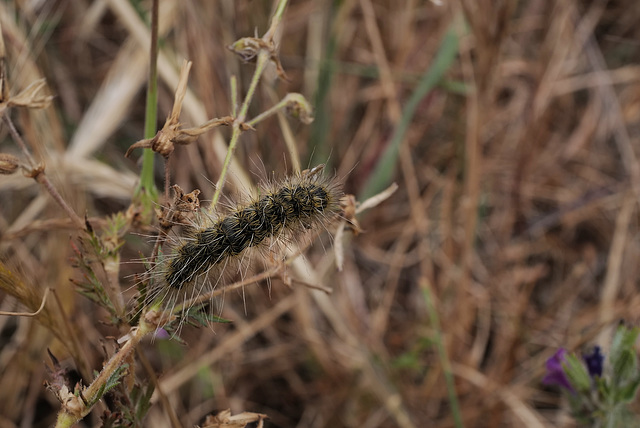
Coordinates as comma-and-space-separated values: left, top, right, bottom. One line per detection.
1, 0, 640, 427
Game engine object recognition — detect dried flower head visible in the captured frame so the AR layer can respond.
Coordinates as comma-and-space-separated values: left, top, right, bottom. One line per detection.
0, 78, 53, 116
227, 36, 288, 81
125, 61, 233, 158
283, 93, 314, 124
227, 37, 267, 63
0, 153, 20, 174
6, 78, 53, 109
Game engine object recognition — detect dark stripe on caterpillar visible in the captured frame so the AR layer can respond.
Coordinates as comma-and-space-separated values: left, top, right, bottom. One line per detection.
161, 165, 341, 293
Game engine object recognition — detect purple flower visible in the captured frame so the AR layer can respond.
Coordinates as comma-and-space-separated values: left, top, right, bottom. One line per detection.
543, 348, 575, 392
583, 346, 604, 378
154, 328, 171, 340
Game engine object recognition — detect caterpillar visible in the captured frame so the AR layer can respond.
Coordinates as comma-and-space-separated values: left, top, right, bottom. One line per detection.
146, 164, 342, 312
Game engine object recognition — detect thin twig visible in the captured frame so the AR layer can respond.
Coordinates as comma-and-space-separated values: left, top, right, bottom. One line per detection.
289, 278, 333, 294
2, 115, 85, 230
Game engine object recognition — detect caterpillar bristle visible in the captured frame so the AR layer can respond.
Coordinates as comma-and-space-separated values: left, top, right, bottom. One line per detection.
145, 165, 342, 313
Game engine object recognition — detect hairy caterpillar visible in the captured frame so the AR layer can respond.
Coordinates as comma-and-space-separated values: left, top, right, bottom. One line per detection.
146, 165, 342, 311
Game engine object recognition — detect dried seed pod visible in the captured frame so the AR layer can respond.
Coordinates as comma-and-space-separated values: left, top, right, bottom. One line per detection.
284, 93, 314, 124
0, 153, 20, 174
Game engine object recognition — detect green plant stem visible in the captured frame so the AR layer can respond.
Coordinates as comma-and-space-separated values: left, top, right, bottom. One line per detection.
246, 96, 288, 127
85, 327, 147, 400
55, 411, 77, 428
263, 0, 289, 43
421, 279, 464, 428
209, 52, 268, 210
209, 0, 289, 210
136, 0, 159, 201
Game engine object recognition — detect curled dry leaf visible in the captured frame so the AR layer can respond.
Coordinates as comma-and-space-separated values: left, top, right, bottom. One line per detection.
44, 349, 68, 396
338, 183, 398, 235
334, 184, 398, 270
199, 409, 268, 428
126, 129, 177, 158
45, 361, 85, 422
0, 78, 53, 116
356, 182, 399, 214
340, 194, 362, 236
8, 79, 54, 109
59, 385, 85, 418
172, 185, 201, 213
157, 185, 201, 231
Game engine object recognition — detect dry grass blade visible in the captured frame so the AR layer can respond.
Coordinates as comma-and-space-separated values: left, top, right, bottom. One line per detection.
0, 286, 49, 316
2, 0, 640, 426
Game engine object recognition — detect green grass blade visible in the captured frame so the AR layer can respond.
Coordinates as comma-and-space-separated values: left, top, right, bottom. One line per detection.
135, 0, 159, 203
308, 4, 340, 168
422, 281, 464, 428
359, 25, 459, 200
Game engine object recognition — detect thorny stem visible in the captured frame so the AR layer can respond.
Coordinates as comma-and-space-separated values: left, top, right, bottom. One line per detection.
2, 115, 85, 230
209, 0, 289, 210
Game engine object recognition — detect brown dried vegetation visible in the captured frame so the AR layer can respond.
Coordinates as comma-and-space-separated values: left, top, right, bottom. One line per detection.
1, 1, 640, 427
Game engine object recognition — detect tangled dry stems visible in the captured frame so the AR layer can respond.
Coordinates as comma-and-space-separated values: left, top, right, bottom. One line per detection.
1, 1, 640, 427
